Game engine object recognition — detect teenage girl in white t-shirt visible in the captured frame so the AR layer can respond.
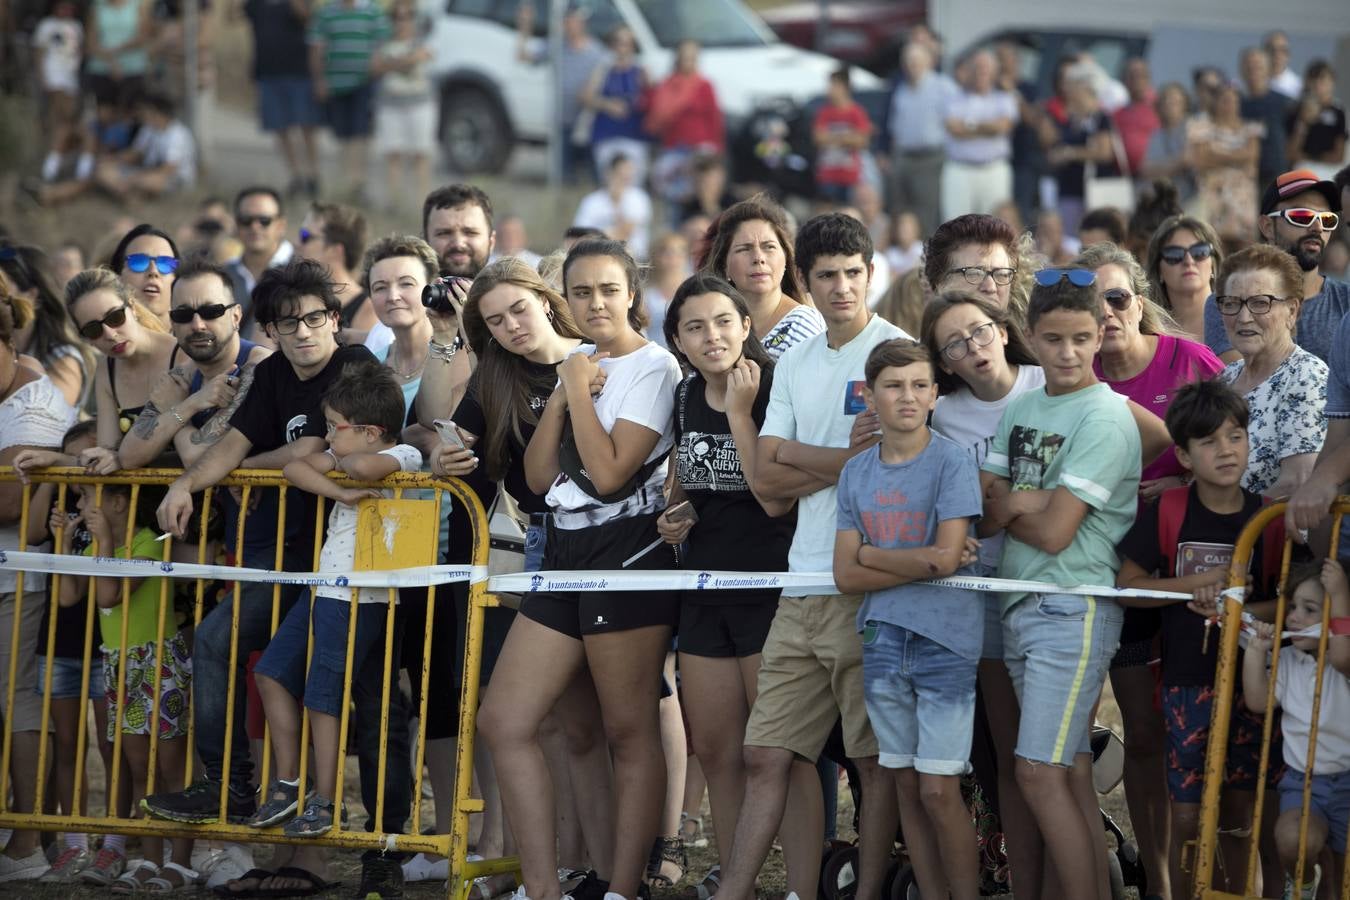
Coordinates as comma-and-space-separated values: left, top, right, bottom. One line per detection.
921, 289, 1046, 896
481, 239, 682, 900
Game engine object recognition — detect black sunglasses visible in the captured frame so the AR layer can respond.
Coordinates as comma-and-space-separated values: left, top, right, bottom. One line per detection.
238, 215, 275, 228
78, 304, 129, 339
1160, 242, 1213, 265
168, 302, 237, 324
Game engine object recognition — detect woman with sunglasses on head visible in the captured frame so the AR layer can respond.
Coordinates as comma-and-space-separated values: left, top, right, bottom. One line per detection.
1215, 245, 1327, 498
109, 224, 180, 327
698, 196, 824, 360
920, 289, 1045, 896
66, 267, 175, 457
1145, 215, 1225, 350
482, 239, 682, 900
0, 242, 95, 407
1077, 242, 1222, 900
924, 213, 1035, 327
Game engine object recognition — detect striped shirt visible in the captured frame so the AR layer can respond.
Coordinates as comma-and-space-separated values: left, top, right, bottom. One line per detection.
761, 304, 826, 360
308, 0, 390, 94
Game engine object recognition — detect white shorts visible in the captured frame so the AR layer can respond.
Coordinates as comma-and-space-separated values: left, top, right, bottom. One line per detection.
375, 98, 436, 155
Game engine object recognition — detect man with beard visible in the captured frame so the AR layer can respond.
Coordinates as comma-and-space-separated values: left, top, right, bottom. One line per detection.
1205, 168, 1348, 363
118, 259, 271, 468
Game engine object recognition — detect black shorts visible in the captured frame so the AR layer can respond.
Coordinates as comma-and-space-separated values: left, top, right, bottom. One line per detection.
520, 511, 678, 640
678, 593, 780, 658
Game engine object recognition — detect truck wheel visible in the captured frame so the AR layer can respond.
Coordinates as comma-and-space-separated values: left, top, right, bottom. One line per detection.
441, 86, 511, 174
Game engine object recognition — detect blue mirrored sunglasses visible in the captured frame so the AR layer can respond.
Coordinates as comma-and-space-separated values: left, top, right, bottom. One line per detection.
125, 253, 179, 275
1034, 268, 1096, 287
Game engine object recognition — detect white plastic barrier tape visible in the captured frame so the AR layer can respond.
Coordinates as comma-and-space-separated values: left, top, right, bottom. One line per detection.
0, 549, 1193, 601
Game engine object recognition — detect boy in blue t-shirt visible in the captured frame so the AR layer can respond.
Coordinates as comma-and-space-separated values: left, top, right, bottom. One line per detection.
835, 339, 984, 899
980, 269, 1142, 898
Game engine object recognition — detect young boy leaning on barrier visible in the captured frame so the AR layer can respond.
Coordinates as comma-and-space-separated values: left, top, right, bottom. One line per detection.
979, 267, 1141, 900
833, 338, 984, 900
248, 360, 422, 838
1244, 558, 1350, 900
1115, 379, 1285, 897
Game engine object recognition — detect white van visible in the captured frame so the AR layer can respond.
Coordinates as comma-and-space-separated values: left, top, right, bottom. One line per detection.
426, 0, 882, 173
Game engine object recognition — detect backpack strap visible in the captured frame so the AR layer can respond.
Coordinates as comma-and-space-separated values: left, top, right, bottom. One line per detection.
1157, 485, 1190, 577
1257, 496, 1288, 594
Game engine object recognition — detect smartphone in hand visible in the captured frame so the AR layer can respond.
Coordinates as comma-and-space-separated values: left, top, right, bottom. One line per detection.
433, 419, 466, 450
664, 500, 699, 525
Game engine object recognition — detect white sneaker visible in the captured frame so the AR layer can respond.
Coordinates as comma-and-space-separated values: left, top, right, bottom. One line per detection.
509, 886, 574, 900
402, 852, 449, 882
198, 842, 255, 890
0, 848, 51, 882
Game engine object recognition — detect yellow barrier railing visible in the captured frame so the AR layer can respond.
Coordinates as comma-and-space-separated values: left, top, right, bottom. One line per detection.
1193, 497, 1350, 900
0, 465, 517, 899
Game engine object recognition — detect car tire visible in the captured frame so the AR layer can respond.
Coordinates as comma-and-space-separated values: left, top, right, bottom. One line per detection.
440, 85, 511, 174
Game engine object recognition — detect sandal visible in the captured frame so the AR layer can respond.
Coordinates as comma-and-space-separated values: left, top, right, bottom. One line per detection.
111, 860, 160, 894
696, 865, 721, 900
645, 836, 686, 887
144, 861, 200, 892
211, 867, 278, 898
255, 866, 338, 898
680, 812, 709, 848
283, 795, 336, 837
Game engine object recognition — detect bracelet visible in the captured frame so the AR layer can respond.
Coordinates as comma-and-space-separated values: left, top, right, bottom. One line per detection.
429, 336, 464, 363
167, 406, 186, 425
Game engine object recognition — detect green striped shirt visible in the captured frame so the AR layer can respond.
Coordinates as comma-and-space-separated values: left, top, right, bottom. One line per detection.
308, 0, 390, 93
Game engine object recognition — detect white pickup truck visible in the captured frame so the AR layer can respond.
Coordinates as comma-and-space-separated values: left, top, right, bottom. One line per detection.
425, 0, 881, 173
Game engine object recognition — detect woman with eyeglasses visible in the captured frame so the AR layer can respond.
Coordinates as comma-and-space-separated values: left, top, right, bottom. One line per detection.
1215, 245, 1327, 497
0, 243, 95, 408
109, 224, 180, 327
1077, 242, 1221, 900
66, 267, 174, 455
1145, 214, 1225, 349
920, 289, 1045, 896
923, 213, 1033, 327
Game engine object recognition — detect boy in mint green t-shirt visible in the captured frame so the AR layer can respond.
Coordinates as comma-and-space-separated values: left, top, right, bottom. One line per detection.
979, 268, 1140, 899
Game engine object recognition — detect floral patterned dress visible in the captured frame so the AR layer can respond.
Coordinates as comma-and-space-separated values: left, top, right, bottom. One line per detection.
1188, 117, 1262, 241
1219, 347, 1328, 494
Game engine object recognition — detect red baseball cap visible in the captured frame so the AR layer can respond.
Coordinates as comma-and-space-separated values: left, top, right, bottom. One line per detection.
1260, 168, 1342, 214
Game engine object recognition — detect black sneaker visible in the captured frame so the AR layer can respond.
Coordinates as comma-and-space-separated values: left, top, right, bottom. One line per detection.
570, 870, 609, 900
141, 778, 256, 824
356, 854, 404, 899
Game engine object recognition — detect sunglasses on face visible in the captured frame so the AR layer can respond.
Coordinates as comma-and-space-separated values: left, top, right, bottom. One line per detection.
1215, 294, 1287, 316
124, 253, 179, 275
271, 309, 333, 335
1034, 268, 1097, 287
1265, 208, 1339, 230
1160, 242, 1213, 265
168, 301, 237, 324
1101, 288, 1134, 311
238, 215, 275, 229
78, 304, 129, 339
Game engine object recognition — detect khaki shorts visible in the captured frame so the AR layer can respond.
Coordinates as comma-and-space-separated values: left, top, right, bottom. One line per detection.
0, 591, 45, 733
744, 593, 877, 761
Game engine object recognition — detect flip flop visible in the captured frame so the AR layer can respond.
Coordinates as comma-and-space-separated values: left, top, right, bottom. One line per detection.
255, 866, 339, 898
211, 867, 278, 898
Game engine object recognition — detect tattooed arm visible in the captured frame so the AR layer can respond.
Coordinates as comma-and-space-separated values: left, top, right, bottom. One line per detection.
118, 368, 193, 468
178, 363, 255, 466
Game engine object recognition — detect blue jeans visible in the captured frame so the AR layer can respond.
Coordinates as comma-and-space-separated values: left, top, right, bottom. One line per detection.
862, 621, 978, 774
524, 522, 546, 573
193, 549, 305, 790
350, 605, 411, 836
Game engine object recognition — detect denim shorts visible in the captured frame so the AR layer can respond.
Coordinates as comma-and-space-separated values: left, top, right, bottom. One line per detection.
1278, 767, 1350, 851
257, 76, 321, 132
523, 521, 546, 573
325, 83, 375, 139
862, 621, 979, 774
35, 654, 103, 701
253, 593, 388, 718
1003, 592, 1123, 766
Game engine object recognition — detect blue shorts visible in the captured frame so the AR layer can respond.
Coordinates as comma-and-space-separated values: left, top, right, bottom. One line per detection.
862, 621, 978, 774
1163, 684, 1284, 803
35, 655, 103, 701
1003, 592, 1123, 766
326, 83, 375, 139
1278, 767, 1350, 852
253, 593, 388, 718
258, 76, 322, 132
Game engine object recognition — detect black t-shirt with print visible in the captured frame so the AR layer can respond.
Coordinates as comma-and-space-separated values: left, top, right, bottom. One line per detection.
674, 370, 795, 602
228, 343, 377, 559
1118, 485, 1270, 687
453, 359, 558, 516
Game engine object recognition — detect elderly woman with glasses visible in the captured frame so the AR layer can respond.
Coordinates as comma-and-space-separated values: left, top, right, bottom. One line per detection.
924, 213, 1034, 326
66, 267, 175, 456
1145, 214, 1225, 347
109, 224, 181, 327
1216, 244, 1328, 497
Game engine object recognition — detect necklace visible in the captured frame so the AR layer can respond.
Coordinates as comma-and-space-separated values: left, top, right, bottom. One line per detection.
386, 344, 428, 381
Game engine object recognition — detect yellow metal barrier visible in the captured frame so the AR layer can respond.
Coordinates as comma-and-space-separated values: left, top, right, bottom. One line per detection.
1193, 497, 1350, 900
0, 465, 518, 899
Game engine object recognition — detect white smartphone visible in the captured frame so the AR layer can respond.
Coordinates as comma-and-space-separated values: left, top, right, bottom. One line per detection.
433, 419, 465, 449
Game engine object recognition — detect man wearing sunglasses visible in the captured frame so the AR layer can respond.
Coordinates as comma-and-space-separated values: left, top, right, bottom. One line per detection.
118, 259, 272, 469
1203, 168, 1348, 364
224, 186, 294, 333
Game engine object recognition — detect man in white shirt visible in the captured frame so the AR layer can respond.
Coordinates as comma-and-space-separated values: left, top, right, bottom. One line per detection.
1265, 31, 1303, 100
941, 51, 1018, 221
225, 187, 296, 335
573, 154, 653, 259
